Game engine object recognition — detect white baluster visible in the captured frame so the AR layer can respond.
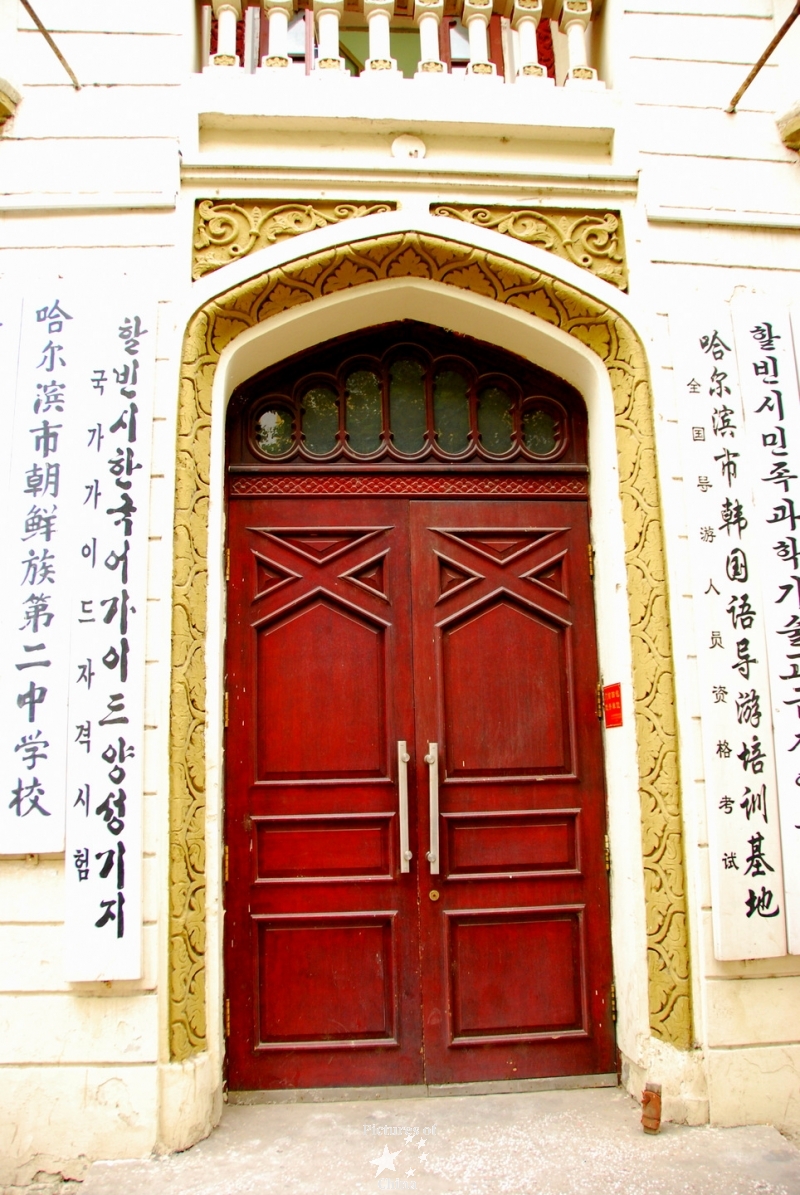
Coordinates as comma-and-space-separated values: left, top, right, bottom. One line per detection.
200, 4, 213, 68
462, 0, 495, 76
261, 0, 293, 68
559, 0, 601, 85
313, 0, 346, 70
414, 0, 446, 75
212, 0, 242, 66
365, 0, 397, 72
512, 0, 551, 82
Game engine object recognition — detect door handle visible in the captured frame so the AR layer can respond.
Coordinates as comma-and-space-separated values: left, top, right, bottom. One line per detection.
397, 741, 412, 873
424, 742, 439, 875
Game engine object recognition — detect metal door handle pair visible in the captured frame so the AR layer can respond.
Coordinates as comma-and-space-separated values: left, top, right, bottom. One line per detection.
397, 740, 439, 875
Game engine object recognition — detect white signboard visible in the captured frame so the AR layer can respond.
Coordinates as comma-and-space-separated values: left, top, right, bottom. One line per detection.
674, 308, 787, 960
0, 291, 23, 510
0, 287, 155, 981
63, 304, 155, 981
732, 299, 800, 955
0, 295, 80, 854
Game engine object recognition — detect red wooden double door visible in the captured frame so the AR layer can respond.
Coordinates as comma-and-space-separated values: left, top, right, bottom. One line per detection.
224, 494, 615, 1090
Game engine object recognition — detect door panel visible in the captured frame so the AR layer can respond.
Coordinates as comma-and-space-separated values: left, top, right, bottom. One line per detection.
255, 914, 398, 1044
410, 500, 615, 1084
445, 907, 586, 1040
256, 595, 387, 779
254, 815, 394, 881
225, 497, 422, 1089
225, 494, 614, 1091
441, 597, 571, 776
443, 811, 579, 877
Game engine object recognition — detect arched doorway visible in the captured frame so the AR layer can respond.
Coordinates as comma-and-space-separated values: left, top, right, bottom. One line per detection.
222, 321, 615, 1090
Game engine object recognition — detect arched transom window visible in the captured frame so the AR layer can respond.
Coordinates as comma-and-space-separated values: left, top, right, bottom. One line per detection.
227, 322, 587, 469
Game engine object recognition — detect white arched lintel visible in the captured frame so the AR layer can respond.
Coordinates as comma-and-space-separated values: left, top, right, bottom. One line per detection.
202, 272, 653, 1082
187, 207, 654, 356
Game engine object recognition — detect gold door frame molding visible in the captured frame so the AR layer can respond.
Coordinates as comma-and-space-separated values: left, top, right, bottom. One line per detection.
169, 231, 692, 1061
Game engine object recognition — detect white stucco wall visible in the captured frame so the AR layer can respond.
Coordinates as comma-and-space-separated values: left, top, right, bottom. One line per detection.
1, 0, 799, 1180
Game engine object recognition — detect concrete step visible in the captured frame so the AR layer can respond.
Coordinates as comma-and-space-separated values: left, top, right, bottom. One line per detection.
78, 1086, 800, 1195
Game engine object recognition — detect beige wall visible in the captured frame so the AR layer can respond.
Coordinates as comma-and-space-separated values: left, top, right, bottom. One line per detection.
1, 0, 799, 1180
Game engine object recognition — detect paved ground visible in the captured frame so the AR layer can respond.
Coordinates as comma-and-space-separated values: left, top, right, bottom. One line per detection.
68, 1087, 800, 1195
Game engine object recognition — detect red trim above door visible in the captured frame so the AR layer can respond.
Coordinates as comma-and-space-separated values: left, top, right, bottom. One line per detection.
229, 475, 589, 498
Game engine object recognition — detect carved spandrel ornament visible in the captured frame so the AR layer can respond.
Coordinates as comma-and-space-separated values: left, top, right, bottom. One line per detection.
192, 200, 397, 279
171, 230, 690, 1061
431, 205, 628, 291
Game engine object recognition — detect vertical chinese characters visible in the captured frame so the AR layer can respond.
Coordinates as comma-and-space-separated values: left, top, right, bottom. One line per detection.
1, 300, 74, 853
676, 311, 787, 960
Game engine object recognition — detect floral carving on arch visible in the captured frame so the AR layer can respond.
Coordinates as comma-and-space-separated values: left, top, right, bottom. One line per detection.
169, 231, 692, 1061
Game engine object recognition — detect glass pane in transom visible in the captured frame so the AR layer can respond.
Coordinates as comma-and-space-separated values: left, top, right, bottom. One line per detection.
389, 358, 426, 455
346, 370, 382, 455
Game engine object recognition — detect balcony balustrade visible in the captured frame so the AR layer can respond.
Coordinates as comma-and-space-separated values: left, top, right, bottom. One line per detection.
199, 0, 602, 87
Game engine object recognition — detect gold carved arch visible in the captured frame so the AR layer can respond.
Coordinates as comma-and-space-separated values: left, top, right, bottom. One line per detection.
169, 232, 692, 1061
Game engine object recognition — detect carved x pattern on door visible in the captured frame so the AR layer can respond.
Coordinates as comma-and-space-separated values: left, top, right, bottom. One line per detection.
247, 525, 394, 625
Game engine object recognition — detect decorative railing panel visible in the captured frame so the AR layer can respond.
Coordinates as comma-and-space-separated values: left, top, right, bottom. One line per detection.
198, 0, 601, 85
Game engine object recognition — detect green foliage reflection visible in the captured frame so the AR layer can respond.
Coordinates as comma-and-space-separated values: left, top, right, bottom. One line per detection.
302, 386, 339, 455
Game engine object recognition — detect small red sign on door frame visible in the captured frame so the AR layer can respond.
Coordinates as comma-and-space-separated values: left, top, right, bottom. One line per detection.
603, 683, 623, 728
